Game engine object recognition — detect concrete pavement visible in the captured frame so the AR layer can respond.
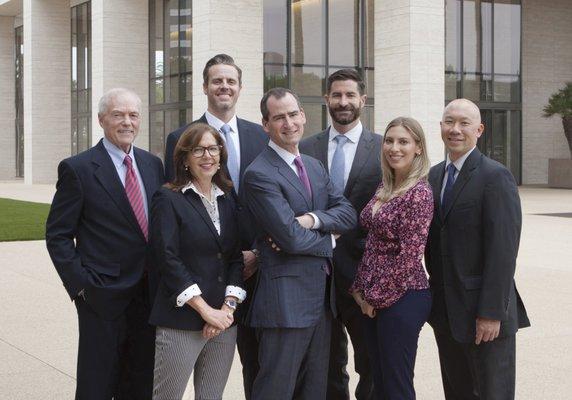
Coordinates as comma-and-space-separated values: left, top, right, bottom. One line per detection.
0, 183, 570, 399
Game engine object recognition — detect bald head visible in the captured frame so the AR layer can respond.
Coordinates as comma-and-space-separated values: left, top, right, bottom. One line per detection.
440, 98, 484, 161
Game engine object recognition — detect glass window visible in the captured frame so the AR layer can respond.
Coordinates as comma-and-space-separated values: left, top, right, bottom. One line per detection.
264, 0, 375, 136
15, 25, 24, 177
149, 0, 192, 160
493, 0, 521, 102
71, 2, 91, 156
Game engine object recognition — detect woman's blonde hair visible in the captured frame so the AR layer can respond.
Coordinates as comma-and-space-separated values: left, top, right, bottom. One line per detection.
375, 117, 431, 204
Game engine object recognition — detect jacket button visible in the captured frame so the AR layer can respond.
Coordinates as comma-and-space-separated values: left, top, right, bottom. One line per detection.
217, 276, 223, 283
217, 253, 222, 259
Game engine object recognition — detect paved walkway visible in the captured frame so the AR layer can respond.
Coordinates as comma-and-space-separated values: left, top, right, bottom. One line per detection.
0, 182, 570, 399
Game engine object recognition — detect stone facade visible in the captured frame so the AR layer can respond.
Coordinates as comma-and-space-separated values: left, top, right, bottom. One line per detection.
0, 16, 16, 179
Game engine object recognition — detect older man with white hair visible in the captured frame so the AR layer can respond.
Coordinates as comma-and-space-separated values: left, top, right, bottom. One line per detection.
46, 88, 165, 400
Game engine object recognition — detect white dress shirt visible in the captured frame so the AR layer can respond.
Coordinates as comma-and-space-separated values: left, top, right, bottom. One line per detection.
327, 121, 363, 188
102, 137, 149, 218
175, 182, 247, 307
205, 111, 241, 169
440, 146, 476, 202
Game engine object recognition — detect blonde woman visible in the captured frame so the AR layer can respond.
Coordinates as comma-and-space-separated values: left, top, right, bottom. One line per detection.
350, 117, 433, 399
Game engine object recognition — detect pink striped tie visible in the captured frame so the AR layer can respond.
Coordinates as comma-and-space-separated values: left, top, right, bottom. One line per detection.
123, 155, 148, 241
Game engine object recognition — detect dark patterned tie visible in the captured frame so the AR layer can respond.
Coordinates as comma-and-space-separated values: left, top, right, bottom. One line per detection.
123, 154, 148, 240
294, 155, 312, 199
441, 163, 457, 212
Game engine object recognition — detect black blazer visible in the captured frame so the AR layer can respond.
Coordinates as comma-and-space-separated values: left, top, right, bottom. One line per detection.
164, 114, 268, 188
300, 127, 382, 291
45, 140, 165, 320
149, 186, 245, 331
425, 149, 530, 343
243, 147, 357, 328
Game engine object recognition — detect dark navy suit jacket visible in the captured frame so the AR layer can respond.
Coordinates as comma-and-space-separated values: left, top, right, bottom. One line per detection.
300, 127, 382, 291
149, 187, 244, 331
46, 139, 165, 320
242, 146, 357, 328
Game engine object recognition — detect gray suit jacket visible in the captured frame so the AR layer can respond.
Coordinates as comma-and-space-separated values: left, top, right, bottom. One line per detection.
300, 127, 382, 291
425, 149, 530, 343
242, 146, 357, 328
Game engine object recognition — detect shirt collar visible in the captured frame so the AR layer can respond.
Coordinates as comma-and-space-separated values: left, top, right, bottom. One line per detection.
102, 137, 135, 168
181, 181, 225, 200
328, 121, 363, 144
446, 146, 476, 172
205, 110, 238, 134
268, 140, 298, 166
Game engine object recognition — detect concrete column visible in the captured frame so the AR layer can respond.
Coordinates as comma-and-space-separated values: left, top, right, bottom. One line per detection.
522, 0, 572, 184
374, 0, 445, 165
91, 0, 149, 149
192, 0, 264, 123
23, 0, 70, 184
0, 16, 16, 180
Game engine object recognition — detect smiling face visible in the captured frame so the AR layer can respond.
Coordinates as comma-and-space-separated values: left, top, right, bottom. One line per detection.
440, 99, 484, 161
383, 125, 421, 179
98, 92, 141, 153
203, 64, 242, 115
325, 79, 366, 128
186, 131, 220, 184
262, 93, 306, 154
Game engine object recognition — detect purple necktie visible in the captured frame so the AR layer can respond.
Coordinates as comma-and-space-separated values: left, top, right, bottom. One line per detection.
294, 155, 312, 199
123, 155, 148, 241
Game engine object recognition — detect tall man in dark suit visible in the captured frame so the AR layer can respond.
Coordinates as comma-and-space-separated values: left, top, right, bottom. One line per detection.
46, 88, 165, 399
425, 98, 530, 400
300, 69, 380, 400
243, 88, 357, 400
164, 54, 267, 398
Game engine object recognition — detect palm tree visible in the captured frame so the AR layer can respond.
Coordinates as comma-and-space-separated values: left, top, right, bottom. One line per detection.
543, 82, 572, 158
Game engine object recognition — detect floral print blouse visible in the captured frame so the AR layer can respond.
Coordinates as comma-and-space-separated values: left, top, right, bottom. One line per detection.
350, 180, 433, 309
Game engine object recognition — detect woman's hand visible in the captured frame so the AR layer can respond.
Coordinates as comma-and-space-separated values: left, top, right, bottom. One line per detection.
187, 296, 233, 330
352, 291, 376, 318
202, 323, 221, 339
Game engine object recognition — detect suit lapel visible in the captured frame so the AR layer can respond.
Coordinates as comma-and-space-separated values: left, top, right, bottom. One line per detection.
236, 118, 250, 177
183, 191, 223, 248
266, 148, 312, 209
91, 141, 145, 240
133, 147, 155, 208
442, 149, 481, 220
313, 129, 330, 168
345, 128, 375, 198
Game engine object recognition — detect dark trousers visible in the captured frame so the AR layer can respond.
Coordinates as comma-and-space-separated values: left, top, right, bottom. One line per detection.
364, 289, 432, 400
434, 330, 516, 400
328, 284, 374, 400
75, 279, 155, 400
237, 322, 259, 400
252, 309, 332, 400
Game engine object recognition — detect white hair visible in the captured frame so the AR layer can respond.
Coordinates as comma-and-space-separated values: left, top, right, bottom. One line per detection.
98, 88, 141, 115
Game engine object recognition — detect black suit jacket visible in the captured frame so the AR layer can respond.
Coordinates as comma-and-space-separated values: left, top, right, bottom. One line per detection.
300, 127, 382, 291
46, 140, 165, 320
148, 187, 244, 331
243, 147, 357, 328
425, 149, 530, 343
164, 114, 268, 189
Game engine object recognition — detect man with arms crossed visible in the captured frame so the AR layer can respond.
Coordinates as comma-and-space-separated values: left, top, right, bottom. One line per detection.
46, 88, 165, 399
425, 98, 530, 400
164, 54, 267, 398
243, 88, 357, 400
300, 69, 380, 400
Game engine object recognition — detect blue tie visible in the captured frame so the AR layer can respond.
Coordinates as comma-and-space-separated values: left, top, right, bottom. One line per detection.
441, 163, 457, 211
330, 135, 349, 191
220, 124, 239, 191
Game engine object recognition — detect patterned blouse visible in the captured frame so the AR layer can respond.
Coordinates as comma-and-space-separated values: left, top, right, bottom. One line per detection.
350, 180, 433, 309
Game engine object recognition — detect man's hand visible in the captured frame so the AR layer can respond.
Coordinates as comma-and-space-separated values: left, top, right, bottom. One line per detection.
267, 236, 281, 252
242, 250, 258, 280
296, 214, 315, 229
475, 317, 501, 345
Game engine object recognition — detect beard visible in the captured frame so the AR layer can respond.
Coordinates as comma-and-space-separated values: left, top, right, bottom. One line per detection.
328, 104, 361, 125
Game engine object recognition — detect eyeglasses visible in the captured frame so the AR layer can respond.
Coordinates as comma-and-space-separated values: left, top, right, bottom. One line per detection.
190, 145, 222, 158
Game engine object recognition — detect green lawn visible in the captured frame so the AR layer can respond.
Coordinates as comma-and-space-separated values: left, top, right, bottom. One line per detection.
0, 198, 51, 242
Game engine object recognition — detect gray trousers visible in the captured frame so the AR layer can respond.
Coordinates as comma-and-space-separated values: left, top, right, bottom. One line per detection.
153, 325, 237, 400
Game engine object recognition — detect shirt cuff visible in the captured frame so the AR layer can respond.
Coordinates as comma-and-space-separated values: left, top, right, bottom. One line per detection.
308, 212, 322, 229
176, 284, 202, 307
331, 234, 337, 250
225, 285, 247, 302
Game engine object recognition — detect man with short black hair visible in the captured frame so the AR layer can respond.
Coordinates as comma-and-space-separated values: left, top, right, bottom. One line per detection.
300, 68, 381, 400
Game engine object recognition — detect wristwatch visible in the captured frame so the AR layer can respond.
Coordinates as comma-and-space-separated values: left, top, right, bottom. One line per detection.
224, 299, 238, 310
